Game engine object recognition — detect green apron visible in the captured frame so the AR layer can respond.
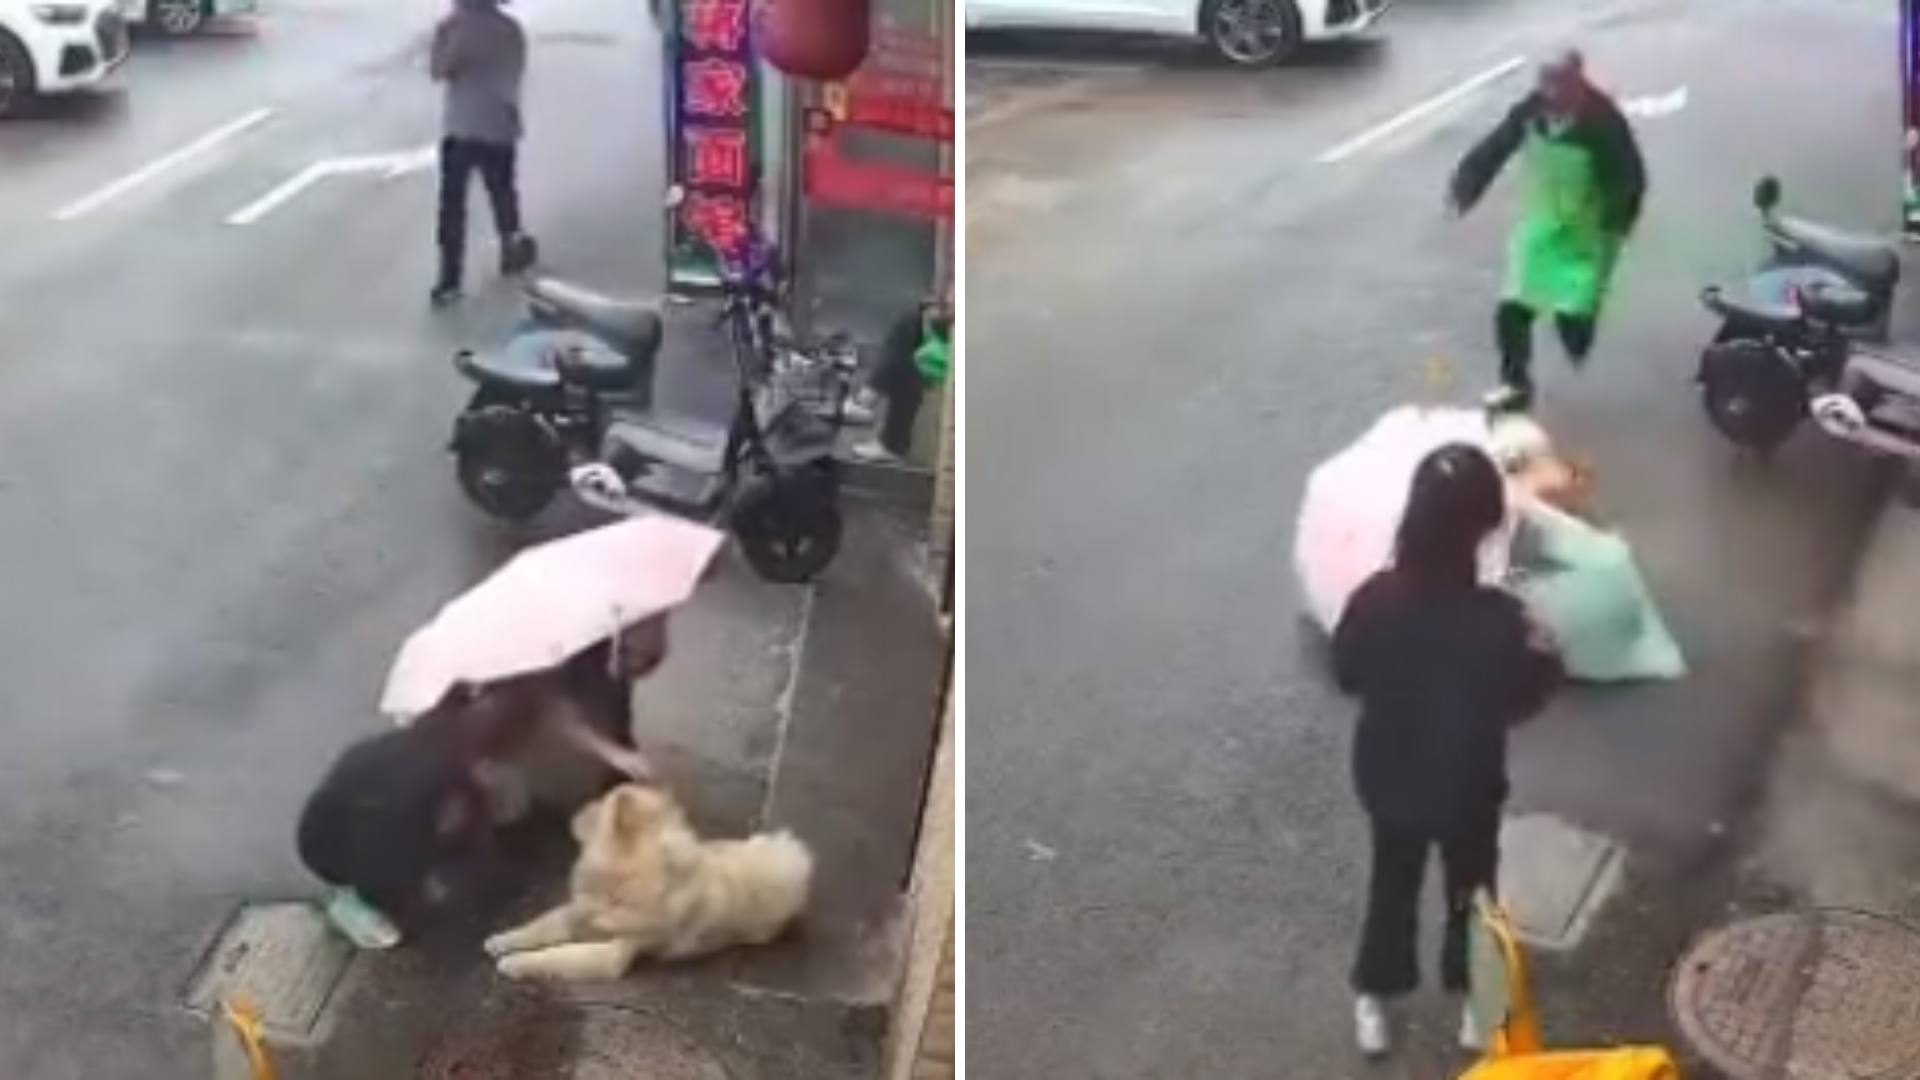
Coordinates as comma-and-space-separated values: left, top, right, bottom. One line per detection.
1502, 127, 1620, 319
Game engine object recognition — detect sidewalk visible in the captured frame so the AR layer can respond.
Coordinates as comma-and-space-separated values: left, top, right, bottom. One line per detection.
1496, 475, 1920, 1075
209, 501, 944, 1080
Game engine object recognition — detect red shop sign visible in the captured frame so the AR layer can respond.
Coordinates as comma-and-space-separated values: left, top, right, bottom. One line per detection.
805, 143, 953, 222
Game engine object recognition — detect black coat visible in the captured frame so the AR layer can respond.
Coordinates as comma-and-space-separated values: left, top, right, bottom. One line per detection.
1333, 569, 1562, 832
1450, 88, 1647, 238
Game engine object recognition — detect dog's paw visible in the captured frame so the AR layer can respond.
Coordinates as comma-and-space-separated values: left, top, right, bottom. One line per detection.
496, 953, 542, 980
482, 933, 519, 958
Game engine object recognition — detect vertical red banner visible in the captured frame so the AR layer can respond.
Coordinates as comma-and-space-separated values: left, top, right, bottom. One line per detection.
667, 0, 762, 286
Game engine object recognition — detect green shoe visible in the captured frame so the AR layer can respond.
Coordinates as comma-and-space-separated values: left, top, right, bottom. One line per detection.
322, 888, 402, 950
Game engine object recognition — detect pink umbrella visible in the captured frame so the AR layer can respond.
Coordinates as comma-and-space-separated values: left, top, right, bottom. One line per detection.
1294, 406, 1516, 634
380, 516, 726, 720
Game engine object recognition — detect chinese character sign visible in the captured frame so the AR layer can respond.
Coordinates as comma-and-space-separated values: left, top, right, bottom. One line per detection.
801, 16, 952, 224
1906, 0, 1920, 235
668, 0, 762, 286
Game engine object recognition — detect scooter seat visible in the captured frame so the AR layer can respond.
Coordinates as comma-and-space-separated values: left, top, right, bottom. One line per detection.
1702, 284, 1802, 332
1776, 216, 1901, 289
1799, 277, 1875, 325
460, 333, 563, 389
551, 334, 645, 393
527, 277, 666, 360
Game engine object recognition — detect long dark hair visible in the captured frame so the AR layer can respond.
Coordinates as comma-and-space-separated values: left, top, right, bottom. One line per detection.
1395, 443, 1506, 587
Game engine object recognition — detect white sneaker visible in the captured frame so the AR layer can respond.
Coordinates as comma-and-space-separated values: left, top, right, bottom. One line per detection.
1354, 995, 1391, 1058
849, 437, 900, 464
1458, 999, 1489, 1053
843, 388, 881, 426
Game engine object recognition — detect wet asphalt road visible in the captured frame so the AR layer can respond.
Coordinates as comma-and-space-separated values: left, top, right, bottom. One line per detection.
968, 0, 1899, 1074
0, 3, 810, 1075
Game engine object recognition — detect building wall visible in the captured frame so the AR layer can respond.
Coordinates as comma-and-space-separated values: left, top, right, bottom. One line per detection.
885, 668, 955, 1080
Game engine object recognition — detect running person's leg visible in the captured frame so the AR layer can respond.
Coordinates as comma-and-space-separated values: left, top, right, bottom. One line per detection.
1556, 311, 1598, 370
1489, 300, 1538, 410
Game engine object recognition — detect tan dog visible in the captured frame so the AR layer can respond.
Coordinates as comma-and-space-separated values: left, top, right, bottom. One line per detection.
483, 784, 813, 981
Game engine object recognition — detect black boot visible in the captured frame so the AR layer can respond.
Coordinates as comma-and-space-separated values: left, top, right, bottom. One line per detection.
501, 233, 538, 276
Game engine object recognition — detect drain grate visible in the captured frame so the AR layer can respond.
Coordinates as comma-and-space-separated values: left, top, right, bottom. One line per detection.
183, 902, 354, 1043
1670, 909, 1920, 1079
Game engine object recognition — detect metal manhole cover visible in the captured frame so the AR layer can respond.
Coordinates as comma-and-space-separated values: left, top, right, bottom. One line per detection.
183, 902, 354, 1043
1669, 909, 1920, 1079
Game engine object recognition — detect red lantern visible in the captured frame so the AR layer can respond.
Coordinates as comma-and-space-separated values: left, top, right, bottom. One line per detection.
758, 0, 871, 82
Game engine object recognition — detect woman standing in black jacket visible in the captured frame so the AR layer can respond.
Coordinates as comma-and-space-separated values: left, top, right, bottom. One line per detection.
1332, 444, 1562, 1058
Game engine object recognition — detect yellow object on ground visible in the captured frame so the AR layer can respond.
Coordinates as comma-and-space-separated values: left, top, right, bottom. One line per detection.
1460, 895, 1681, 1080
217, 997, 278, 1080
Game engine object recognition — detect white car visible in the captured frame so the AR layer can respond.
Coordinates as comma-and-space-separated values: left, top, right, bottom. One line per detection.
122, 0, 255, 38
0, 0, 128, 117
967, 0, 1388, 66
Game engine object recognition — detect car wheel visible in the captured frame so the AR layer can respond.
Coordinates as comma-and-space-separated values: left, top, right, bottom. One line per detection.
0, 31, 37, 118
1200, 0, 1301, 66
152, 0, 208, 36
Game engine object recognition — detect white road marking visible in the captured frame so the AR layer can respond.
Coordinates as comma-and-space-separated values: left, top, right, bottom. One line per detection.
1315, 56, 1527, 165
53, 107, 275, 221
1623, 85, 1689, 118
225, 144, 438, 226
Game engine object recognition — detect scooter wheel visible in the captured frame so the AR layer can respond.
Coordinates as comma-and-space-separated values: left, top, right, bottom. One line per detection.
1699, 339, 1805, 452
453, 406, 566, 522
732, 467, 844, 584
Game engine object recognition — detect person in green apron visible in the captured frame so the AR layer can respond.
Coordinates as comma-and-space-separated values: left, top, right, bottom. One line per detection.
1449, 50, 1646, 412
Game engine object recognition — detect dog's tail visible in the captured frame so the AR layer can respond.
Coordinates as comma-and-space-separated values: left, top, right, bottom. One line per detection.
736, 829, 814, 929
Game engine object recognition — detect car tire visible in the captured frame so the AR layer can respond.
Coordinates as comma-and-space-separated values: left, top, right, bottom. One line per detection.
1199, 0, 1301, 66
0, 30, 37, 119
151, 0, 209, 36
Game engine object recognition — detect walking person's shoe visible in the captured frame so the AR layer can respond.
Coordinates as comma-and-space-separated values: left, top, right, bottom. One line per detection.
849, 436, 901, 464
842, 387, 882, 426
1353, 995, 1392, 1058
1457, 998, 1489, 1053
501, 233, 539, 276
430, 277, 462, 308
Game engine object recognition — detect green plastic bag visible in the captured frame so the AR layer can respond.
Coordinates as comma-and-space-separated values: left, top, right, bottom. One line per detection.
914, 313, 950, 385
1511, 503, 1685, 683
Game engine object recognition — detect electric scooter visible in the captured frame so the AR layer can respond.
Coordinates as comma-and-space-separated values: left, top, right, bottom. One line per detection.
448, 260, 859, 583
1697, 178, 1920, 458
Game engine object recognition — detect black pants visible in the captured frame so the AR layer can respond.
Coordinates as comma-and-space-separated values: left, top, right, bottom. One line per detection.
870, 307, 931, 456
1351, 811, 1500, 997
1496, 300, 1597, 394
437, 137, 521, 286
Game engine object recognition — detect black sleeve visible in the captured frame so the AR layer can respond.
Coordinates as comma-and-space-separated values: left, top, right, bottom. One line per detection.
1331, 576, 1387, 695
1450, 94, 1541, 216
563, 643, 636, 747
1583, 94, 1646, 236
1489, 594, 1563, 724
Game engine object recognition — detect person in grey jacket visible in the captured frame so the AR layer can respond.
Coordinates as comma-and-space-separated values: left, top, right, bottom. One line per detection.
430, 0, 537, 306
